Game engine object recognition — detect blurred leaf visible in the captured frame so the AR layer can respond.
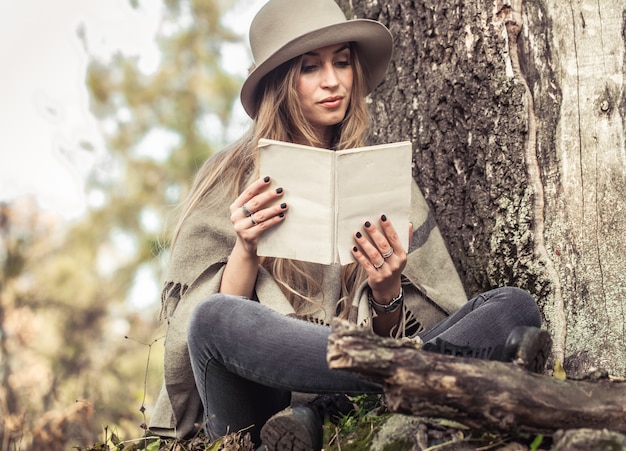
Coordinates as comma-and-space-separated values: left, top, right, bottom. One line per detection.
553, 359, 567, 380
207, 438, 223, 451
145, 438, 161, 451
530, 434, 544, 450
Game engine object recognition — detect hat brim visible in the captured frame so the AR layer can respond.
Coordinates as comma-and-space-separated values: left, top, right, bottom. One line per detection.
240, 19, 392, 118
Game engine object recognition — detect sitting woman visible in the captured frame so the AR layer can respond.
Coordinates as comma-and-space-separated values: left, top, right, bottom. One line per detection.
148, 0, 552, 449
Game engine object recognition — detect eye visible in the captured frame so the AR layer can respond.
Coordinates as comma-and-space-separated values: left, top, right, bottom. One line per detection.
334, 60, 351, 68
301, 64, 318, 73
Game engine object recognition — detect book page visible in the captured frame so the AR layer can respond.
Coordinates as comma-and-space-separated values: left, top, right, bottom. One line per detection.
257, 139, 335, 264
335, 142, 412, 265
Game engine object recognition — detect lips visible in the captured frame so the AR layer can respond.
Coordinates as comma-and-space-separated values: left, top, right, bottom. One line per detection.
318, 96, 343, 108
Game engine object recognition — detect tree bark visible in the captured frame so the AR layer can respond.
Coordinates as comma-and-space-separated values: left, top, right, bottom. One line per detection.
339, 0, 626, 376
327, 320, 626, 435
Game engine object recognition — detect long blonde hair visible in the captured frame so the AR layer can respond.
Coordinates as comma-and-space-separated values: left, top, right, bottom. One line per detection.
172, 43, 371, 319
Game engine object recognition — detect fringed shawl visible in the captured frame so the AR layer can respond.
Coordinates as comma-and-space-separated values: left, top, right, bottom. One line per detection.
148, 180, 467, 439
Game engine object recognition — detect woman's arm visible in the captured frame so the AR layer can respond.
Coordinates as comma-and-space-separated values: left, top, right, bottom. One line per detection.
219, 239, 260, 298
352, 216, 411, 336
219, 176, 287, 297
369, 283, 403, 336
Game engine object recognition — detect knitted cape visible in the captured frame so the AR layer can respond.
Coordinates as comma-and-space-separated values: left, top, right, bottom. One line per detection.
148, 180, 467, 439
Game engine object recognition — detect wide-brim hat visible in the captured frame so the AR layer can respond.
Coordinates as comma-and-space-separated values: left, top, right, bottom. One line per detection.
240, 0, 393, 118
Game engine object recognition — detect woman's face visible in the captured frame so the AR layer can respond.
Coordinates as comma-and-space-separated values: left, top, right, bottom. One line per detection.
296, 43, 353, 136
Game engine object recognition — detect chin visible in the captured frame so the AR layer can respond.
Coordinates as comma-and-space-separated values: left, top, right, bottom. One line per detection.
319, 113, 347, 126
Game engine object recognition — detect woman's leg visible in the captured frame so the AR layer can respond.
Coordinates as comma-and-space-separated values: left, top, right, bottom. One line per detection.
419, 286, 542, 349
187, 294, 380, 444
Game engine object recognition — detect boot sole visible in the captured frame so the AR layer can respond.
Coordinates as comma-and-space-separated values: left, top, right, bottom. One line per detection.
516, 328, 552, 373
260, 407, 321, 451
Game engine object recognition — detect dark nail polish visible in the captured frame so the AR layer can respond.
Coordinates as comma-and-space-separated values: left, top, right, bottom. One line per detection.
276, 187, 283, 194
364, 221, 371, 228
280, 203, 287, 209
356, 232, 362, 238
264, 176, 270, 183
352, 246, 358, 252
381, 214, 387, 222
279, 213, 284, 218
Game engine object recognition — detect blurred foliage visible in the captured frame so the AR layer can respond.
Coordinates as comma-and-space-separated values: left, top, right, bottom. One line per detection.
0, 0, 244, 448
85, 0, 242, 270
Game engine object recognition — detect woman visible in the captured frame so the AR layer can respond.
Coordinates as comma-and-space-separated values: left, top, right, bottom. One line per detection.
148, 0, 551, 449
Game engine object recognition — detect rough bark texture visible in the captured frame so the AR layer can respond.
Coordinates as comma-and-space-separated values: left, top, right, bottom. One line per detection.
327, 320, 626, 435
536, 0, 626, 376
339, 0, 626, 375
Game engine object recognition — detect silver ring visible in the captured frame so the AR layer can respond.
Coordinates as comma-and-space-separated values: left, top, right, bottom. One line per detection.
250, 213, 258, 225
242, 204, 253, 217
382, 248, 394, 259
373, 260, 384, 269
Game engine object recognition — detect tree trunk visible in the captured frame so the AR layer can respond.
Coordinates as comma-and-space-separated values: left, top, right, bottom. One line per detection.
339, 0, 626, 376
327, 320, 626, 435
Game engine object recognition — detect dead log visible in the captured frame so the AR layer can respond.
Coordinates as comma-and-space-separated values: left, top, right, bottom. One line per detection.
327, 319, 626, 435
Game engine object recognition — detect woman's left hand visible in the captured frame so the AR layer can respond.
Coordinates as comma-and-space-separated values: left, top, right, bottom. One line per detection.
351, 215, 410, 303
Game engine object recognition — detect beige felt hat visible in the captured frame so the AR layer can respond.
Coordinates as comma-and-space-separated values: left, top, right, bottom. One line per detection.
240, 0, 393, 118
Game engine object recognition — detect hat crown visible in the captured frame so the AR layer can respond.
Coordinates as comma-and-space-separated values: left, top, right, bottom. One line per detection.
250, 0, 347, 65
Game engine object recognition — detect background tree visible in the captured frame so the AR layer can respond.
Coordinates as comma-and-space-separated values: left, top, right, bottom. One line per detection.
0, 198, 118, 447
81, 0, 242, 436
0, 0, 243, 447
85, 0, 241, 295
339, 0, 625, 376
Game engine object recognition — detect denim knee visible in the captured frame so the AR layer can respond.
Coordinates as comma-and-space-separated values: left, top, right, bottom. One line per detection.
187, 294, 242, 357
494, 286, 542, 328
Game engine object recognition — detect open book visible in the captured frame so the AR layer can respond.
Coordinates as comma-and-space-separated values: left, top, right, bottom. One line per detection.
257, 138, 412, 265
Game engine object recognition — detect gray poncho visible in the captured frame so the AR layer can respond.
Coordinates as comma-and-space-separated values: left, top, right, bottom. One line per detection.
148, 180, 466, 438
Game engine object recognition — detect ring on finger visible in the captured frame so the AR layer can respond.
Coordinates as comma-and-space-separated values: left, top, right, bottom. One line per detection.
250, 213, 258, 225
242, 203, 253, 217
382, 248, 394, 259
373, 260, 384, 269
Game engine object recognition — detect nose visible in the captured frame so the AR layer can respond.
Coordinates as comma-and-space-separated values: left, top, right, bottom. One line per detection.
320, 63, 339, 88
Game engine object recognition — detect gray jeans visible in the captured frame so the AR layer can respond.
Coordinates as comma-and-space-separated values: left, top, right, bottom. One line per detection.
187, 286, 541, 443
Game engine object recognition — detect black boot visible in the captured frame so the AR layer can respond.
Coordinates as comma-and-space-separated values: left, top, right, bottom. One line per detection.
422, 326, 551, 374
260, 394, 354, 451
499, 325, 552, 373
421, 337, 498, 359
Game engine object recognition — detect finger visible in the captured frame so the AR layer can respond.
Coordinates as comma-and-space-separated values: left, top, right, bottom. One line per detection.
235, 202, 288, 233
231, 179, 284, 220
378, 215, 405, 253
249, 202, 288, 226
243, 186, 285, 217
234, 175, 271, 207
351, 245, 385, 275
353, 230, 386, 272
362, 220, 393, 257
230, 176, 270, 219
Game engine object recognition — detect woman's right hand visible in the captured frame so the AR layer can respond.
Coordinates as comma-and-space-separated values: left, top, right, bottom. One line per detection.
229, 175, 288, 256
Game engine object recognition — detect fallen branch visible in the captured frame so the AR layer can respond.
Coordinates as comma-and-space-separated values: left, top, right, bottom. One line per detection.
327, 319, 626, 435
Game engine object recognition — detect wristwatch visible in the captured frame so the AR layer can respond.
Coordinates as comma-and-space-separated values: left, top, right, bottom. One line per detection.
368, 288, 404, 314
